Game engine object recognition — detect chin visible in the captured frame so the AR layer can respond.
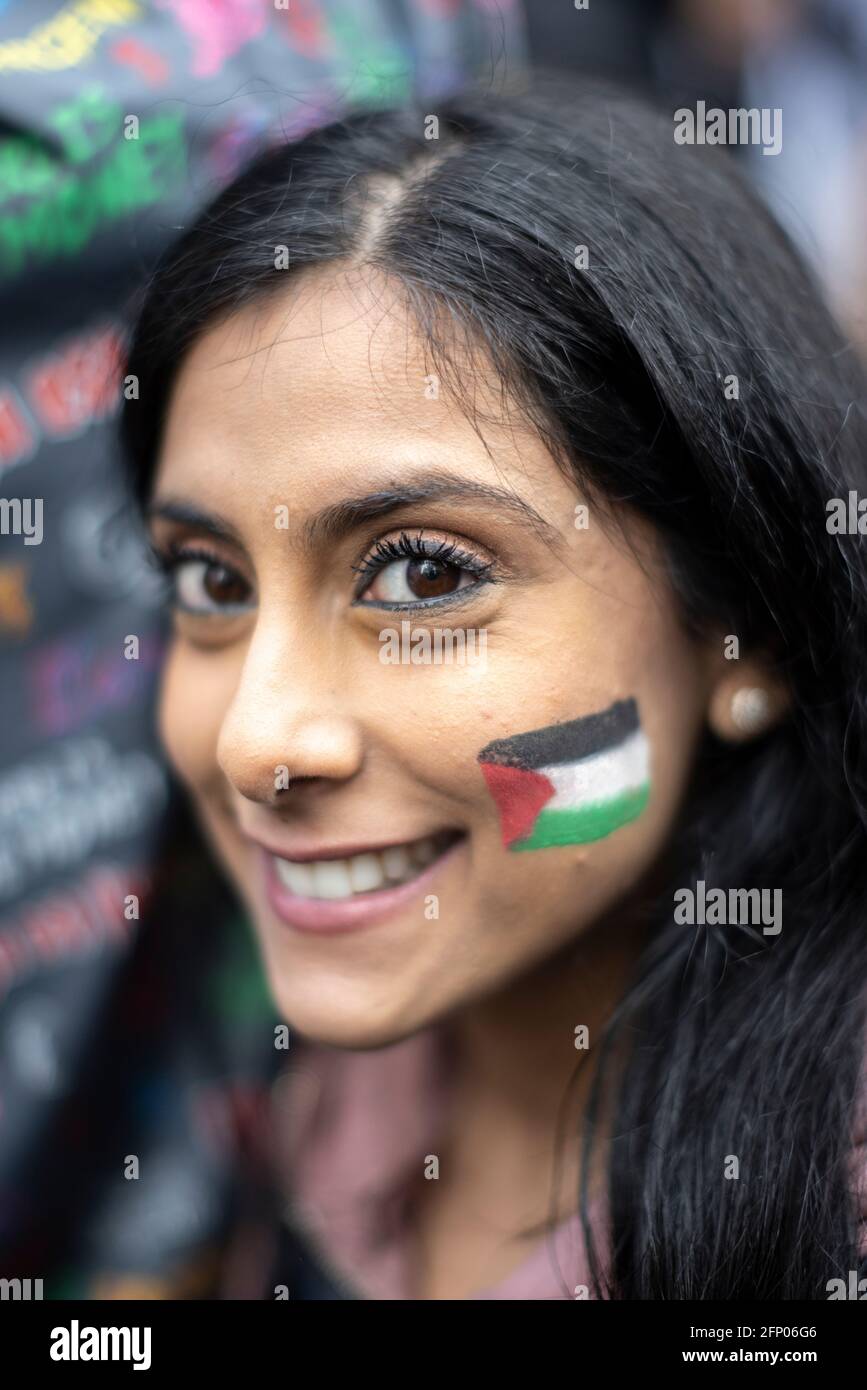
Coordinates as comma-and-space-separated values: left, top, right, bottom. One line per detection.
269, 982, 431, 1053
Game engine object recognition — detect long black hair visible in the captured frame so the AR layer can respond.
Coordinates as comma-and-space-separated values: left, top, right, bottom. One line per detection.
121, 77, 867, 1298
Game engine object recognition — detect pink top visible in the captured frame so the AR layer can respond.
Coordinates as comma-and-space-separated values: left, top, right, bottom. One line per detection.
273, 1025, 867, 1301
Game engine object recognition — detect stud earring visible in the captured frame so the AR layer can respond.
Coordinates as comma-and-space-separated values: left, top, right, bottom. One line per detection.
730, 686, 771, 735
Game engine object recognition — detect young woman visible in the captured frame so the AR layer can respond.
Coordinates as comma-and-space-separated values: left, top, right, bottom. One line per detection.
121, 79, 867, 1300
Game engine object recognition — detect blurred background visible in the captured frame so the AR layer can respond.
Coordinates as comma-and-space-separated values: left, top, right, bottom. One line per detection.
0, 0, 864, 1299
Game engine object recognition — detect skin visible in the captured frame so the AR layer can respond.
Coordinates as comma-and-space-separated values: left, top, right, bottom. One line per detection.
148, 263, 783, 1298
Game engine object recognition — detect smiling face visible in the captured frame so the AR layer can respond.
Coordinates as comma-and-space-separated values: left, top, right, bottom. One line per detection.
148, 263, 723, 1048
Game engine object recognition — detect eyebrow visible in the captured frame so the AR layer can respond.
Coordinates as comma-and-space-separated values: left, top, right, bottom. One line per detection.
301, 475, 561, 548
146, 473, 563, 551
145, 498, 243, 545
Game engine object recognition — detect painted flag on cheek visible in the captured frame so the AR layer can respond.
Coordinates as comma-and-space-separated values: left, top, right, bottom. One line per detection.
478, 699, 651, 851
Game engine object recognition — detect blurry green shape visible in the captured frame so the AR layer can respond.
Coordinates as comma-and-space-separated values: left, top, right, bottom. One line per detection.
208, 913, 275, 1025
328, 8, 412, 106
0, 133, 58, 198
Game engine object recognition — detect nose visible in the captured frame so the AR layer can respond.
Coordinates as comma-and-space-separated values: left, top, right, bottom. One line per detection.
215, 610, 364, 806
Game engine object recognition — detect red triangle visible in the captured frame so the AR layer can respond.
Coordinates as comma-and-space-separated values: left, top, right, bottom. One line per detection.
479, 762, 556, 848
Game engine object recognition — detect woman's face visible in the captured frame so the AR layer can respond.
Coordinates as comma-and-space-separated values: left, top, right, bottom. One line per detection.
149, 265, 721, 1048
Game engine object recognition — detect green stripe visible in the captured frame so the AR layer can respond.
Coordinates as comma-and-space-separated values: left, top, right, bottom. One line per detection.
511, 784, 650, 851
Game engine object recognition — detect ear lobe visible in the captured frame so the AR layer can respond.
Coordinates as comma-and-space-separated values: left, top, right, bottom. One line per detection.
707, 666, 790, 743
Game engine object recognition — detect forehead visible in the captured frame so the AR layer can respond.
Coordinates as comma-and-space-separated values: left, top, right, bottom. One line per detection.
153, 263, 565, 509
148, 261, 594, 542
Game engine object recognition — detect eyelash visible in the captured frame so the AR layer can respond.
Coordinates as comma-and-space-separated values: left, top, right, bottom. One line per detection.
351, 530, 495, 608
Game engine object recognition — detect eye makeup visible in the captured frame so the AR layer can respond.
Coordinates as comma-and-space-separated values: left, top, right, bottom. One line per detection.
351, 528, 498, 610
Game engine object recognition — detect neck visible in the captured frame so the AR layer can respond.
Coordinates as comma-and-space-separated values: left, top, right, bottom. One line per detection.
438, 903, 648, 1218
451, 909, 644, 1110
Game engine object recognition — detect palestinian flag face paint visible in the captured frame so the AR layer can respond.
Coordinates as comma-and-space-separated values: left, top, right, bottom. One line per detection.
478, 698, 650, 852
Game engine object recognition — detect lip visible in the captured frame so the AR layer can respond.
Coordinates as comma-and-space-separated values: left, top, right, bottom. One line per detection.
260, 837, 464, 934
244, 831, 452, 864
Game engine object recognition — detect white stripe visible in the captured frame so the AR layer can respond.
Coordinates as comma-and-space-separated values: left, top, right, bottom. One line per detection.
541, 729, 650, 810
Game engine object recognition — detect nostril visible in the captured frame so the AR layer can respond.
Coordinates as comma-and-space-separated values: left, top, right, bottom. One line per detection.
276, 774, 321, 795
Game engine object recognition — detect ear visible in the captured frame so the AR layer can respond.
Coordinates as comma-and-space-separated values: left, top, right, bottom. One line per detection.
705, 656, 791, 743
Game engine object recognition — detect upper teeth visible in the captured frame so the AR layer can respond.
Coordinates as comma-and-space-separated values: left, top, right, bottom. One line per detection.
272, 835, 443, 900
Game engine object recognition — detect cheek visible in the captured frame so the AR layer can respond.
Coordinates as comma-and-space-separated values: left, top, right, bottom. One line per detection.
384, 595, 706, 879
157, 641, 230, 795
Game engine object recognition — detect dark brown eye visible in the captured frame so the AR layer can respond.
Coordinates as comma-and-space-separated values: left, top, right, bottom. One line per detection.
203, 564, 248, 606
355, 531, 493, 607
364, 555, 475, 604
174, 557, 253, 614
405, 557, 462, 598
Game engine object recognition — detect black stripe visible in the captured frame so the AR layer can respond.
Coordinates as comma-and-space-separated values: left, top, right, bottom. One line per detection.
477, 698, 640, 770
